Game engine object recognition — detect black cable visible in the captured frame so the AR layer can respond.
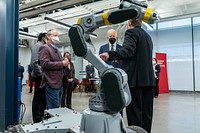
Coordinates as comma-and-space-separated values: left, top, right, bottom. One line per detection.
19, 102, 26, 124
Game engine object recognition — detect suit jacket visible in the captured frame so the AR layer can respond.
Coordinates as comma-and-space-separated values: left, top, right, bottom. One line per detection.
18, 64, 24, 79
108, 26, 155, 88
30, 41, 42, 77
85, 64, 95, 78
39, 42, 64, 89
63, 62, 75, 88
99, 43, 122, 68
155, 64, 160, 79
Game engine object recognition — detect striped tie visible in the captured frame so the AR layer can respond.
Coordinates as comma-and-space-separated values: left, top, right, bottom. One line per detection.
111, 45, 114, 51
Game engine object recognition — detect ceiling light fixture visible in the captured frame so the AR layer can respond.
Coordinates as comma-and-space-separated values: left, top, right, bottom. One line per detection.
44, 17, 71, 30
19, 31, 37, 40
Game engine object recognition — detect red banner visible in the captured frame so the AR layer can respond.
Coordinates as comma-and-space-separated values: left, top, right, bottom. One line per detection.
156, 53, 169, 93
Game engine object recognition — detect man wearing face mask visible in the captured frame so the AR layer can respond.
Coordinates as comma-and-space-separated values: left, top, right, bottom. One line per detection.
99, 29, 122, 68
39, 29, 69, 109
30, 32, 47, 123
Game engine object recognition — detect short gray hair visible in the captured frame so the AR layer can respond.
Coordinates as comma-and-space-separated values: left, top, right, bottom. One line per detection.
46, 29, 56, 37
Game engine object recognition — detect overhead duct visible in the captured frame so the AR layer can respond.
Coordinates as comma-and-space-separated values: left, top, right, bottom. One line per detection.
19, 0, 120, 28
19, 0, 102, 19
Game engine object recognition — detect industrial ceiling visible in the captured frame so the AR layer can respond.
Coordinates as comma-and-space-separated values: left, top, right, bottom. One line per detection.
19, 0, 200, 20
19, 0, 102, 19
19, 0, 200, 43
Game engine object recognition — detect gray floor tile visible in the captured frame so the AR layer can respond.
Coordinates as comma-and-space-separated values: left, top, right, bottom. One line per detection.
21, 86, 200, 133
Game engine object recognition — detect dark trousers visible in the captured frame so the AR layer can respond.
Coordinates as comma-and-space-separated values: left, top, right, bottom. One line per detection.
29, 74, 33, 93
126, 86, 154, 133
61, 82, 73, 109
66, 82, 73, 109
20, 77, 23, 91
32, 77, 46, 123
61, 87, 67, 107
154, 78, 159, 97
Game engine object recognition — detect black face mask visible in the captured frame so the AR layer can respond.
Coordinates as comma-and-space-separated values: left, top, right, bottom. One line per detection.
109, 38, 116, 44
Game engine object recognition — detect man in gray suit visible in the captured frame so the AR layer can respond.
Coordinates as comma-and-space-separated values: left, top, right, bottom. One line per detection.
30, 32, 46, 123
39, 29, 69, 109
100, 19, 155, 133
18, 61, 24, 91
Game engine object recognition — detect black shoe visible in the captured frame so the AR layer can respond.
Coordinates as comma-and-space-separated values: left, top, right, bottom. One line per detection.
67, 105, 72, 109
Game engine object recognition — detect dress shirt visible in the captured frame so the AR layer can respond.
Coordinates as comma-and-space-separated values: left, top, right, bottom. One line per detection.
109, 42, 117, 51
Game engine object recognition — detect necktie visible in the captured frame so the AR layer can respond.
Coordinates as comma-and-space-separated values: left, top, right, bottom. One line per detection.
111, 45, 114, 51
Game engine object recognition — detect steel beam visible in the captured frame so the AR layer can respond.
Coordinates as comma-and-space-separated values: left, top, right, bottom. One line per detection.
20, 0, 61, 11
0, 0, 19, 131
20, 0, 90, 19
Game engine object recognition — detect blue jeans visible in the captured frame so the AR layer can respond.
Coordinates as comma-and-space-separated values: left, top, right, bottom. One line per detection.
45, 86, 63, 109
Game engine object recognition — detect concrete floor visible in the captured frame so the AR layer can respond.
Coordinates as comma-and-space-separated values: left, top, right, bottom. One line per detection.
21, 85, 200, 133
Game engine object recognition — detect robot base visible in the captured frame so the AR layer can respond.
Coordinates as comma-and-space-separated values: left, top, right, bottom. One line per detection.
11, 108, 146, 133
80, 108, 146, 133
80, 108, 127, 133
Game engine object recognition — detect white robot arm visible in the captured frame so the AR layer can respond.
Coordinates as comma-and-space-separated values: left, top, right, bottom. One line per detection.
68, 1, 157, 133
69, 0, 157, 113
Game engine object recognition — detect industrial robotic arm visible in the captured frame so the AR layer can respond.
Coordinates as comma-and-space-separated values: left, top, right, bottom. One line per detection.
68, 1, 157, 133
69, 0, 157, 112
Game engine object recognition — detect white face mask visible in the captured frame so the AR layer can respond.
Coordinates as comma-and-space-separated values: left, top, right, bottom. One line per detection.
51, 36, 60, 44
153, 61, 156, 64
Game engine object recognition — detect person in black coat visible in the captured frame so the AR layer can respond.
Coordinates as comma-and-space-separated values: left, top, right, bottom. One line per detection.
18, 61, 24, 91
85, 63, 95, 92
100, 19, 155, 133
28, 64, 33, 93
85, 63, 95, 79
61, 51, 75, 109
153, 58, 161, 98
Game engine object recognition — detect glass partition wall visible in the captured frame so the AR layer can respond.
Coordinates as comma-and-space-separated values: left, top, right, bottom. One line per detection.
193, 17, 200, 91
147, 17, 200, 92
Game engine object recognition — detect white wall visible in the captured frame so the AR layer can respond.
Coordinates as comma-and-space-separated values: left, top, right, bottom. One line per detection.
193, 23, 200, 91
148, 18, 200, 91
18, 47, 32, 85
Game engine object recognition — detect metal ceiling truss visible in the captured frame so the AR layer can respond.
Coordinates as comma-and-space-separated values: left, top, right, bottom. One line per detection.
20, 0, 102, 19
19, 0, 120, 28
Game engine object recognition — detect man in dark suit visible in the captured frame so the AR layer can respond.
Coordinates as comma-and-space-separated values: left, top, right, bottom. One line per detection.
153, 58, 161, 98
100, 19, 155, 133
99, 29, 122, 68
39, 29, 69, 109
85, 63, 95, 92
18, 61, 24, 91
86, 63, 95, 79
